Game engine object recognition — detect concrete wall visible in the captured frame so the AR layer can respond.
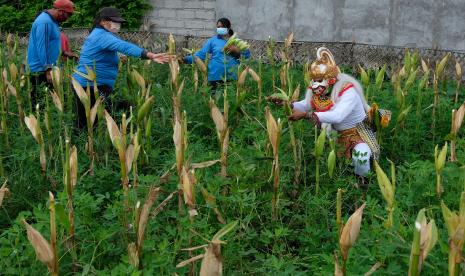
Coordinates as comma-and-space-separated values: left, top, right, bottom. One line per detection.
148, 0, 465, 51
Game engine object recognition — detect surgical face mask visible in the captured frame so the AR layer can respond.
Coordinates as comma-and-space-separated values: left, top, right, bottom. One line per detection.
216, 27, 228, 36
109, 22, 121, 33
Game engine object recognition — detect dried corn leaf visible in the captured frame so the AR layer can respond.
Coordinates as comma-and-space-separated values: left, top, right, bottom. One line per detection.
191, 160, 220, 169
70, 146, 78, 188
126, 144, 135, 174
50, 91, 63, 112
248, 68, 261, 83
24, 114, 43, 144
195, 57, 207, 73
104, 110, 123, 151
72, 78, 90, 108
209, 99, 226, 134
90, 97, 103, 126
22, 219, 54, 271
0, 181, 9, 207
138, 187, 160, 248
176, 254, 205, 268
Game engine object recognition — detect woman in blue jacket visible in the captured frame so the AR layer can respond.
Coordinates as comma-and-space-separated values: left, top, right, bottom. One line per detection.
184, 18, 251, 90
73, 7, 171, 128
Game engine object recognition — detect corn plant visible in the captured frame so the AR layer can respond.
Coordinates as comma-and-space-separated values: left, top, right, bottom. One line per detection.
25, 112, 46, 175
176, 221, 238, 275
168, 34, 181, 91
374, 160, 396, 228
450, 102, 465, 161
22, 192, 58, 276
408, 208, 438, 276
63, 139, 77, 265
336, 188, 343, 238
441, 192, 465, 276
455, 61, 462, 104
72, 78, 102, 176
434, 142, 448, 197
104, 110, 137, 228
432, 53, 451, 131
338, 203, 366, 275
415, 65, 429, 118
359, 65, 370, 99
128, 186, 172, 269
265, 107, 282, 219
209, 97, 229, 177
314, 126, 326, 195
6, 63, 24, 128
200, 187, 225, 224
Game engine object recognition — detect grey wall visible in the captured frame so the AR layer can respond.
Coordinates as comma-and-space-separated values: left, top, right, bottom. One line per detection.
148, 0, 465, 51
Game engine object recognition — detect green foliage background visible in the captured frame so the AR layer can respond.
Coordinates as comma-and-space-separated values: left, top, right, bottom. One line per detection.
0, 0, 152, 33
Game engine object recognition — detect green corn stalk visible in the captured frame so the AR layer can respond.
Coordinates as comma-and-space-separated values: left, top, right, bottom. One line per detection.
432, 53, 451, 134
336, 188, 342, 238
315, 126, 326, 195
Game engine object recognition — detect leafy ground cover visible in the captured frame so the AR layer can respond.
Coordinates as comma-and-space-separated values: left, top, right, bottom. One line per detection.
0, 35, 464, 275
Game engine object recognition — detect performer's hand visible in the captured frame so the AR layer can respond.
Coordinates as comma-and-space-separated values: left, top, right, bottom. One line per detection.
288, 110, 307, 121
267, 96, 286, 106
119, 55, 128, 64
224, 45, 240, 54
45, 69, 53, 83
147, 52, 176, 64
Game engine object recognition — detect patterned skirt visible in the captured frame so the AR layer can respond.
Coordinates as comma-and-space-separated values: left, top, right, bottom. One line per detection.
337, 122, 380, 160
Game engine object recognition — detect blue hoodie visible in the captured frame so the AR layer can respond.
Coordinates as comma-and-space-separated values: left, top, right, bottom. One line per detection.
27, 11, 61, 73
185, 35, 251, 82
73, 26, 145, 89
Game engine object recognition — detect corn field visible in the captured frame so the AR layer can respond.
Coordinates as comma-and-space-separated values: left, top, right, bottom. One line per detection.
1, 33, 465, 275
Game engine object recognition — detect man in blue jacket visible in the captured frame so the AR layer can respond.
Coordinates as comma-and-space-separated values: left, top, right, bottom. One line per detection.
27, 0, 75, 108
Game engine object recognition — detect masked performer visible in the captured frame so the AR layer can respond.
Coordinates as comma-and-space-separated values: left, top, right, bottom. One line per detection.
286, 47, 388, 187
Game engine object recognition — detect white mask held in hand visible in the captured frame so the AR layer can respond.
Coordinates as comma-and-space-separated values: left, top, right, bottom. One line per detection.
109, 22, 121, 33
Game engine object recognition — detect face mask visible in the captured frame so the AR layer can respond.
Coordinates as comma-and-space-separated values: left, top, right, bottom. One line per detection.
109, 22, 121, 33
311, 79, 329, 95
216, 27, 228, 36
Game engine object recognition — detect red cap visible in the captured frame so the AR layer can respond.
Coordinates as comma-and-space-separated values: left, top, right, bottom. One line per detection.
53, 0, 75, 13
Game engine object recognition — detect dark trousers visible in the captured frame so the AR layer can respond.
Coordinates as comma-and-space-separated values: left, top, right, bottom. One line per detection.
75, 85, 113, 129
31, 72, 52, 109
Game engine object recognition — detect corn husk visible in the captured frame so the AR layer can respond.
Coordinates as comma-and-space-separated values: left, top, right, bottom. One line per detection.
24, 114, 43, 145
374, 161, 395, 207
72, 78, 90, 109
209, 99, 226, 134
137, 96, 155, 123
315, 127, 326, 157
456, 61, 462, 81
69, 146, 77, 188
328, 150, 336, 178
435, 53, 451, 77
0, 181, 9, 207
421, 59, 429, 73
137, 187, 160, 249
49, 91, 63, 112
237, 67, 249, 88
200, 243, 222, 276
195, 57, 207, 73
104, 110, 124, 155
339, 203, 366, 261
452, 102, 465, 134
89, 97, 103, 126
359, 65, 369, 87
375, 64, 387, 90
434, 143, 448, 173
22, 219, 54, 272
265, 107, 281, 157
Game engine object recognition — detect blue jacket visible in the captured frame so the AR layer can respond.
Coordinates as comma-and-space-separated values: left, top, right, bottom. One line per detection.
73, 26, 145, 88
27, 11, 61, 73
185, 35, 251, 82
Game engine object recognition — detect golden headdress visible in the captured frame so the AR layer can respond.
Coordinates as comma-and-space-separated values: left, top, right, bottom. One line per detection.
309, 47, 340, 80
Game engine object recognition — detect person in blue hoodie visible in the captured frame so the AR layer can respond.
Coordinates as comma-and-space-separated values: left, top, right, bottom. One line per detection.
73, 7, 172, 128
184, 18, 251, 90
27, 0, 75, 108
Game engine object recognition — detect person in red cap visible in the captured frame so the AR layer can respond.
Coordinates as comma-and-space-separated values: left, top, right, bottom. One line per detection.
27, 0, 75, 108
